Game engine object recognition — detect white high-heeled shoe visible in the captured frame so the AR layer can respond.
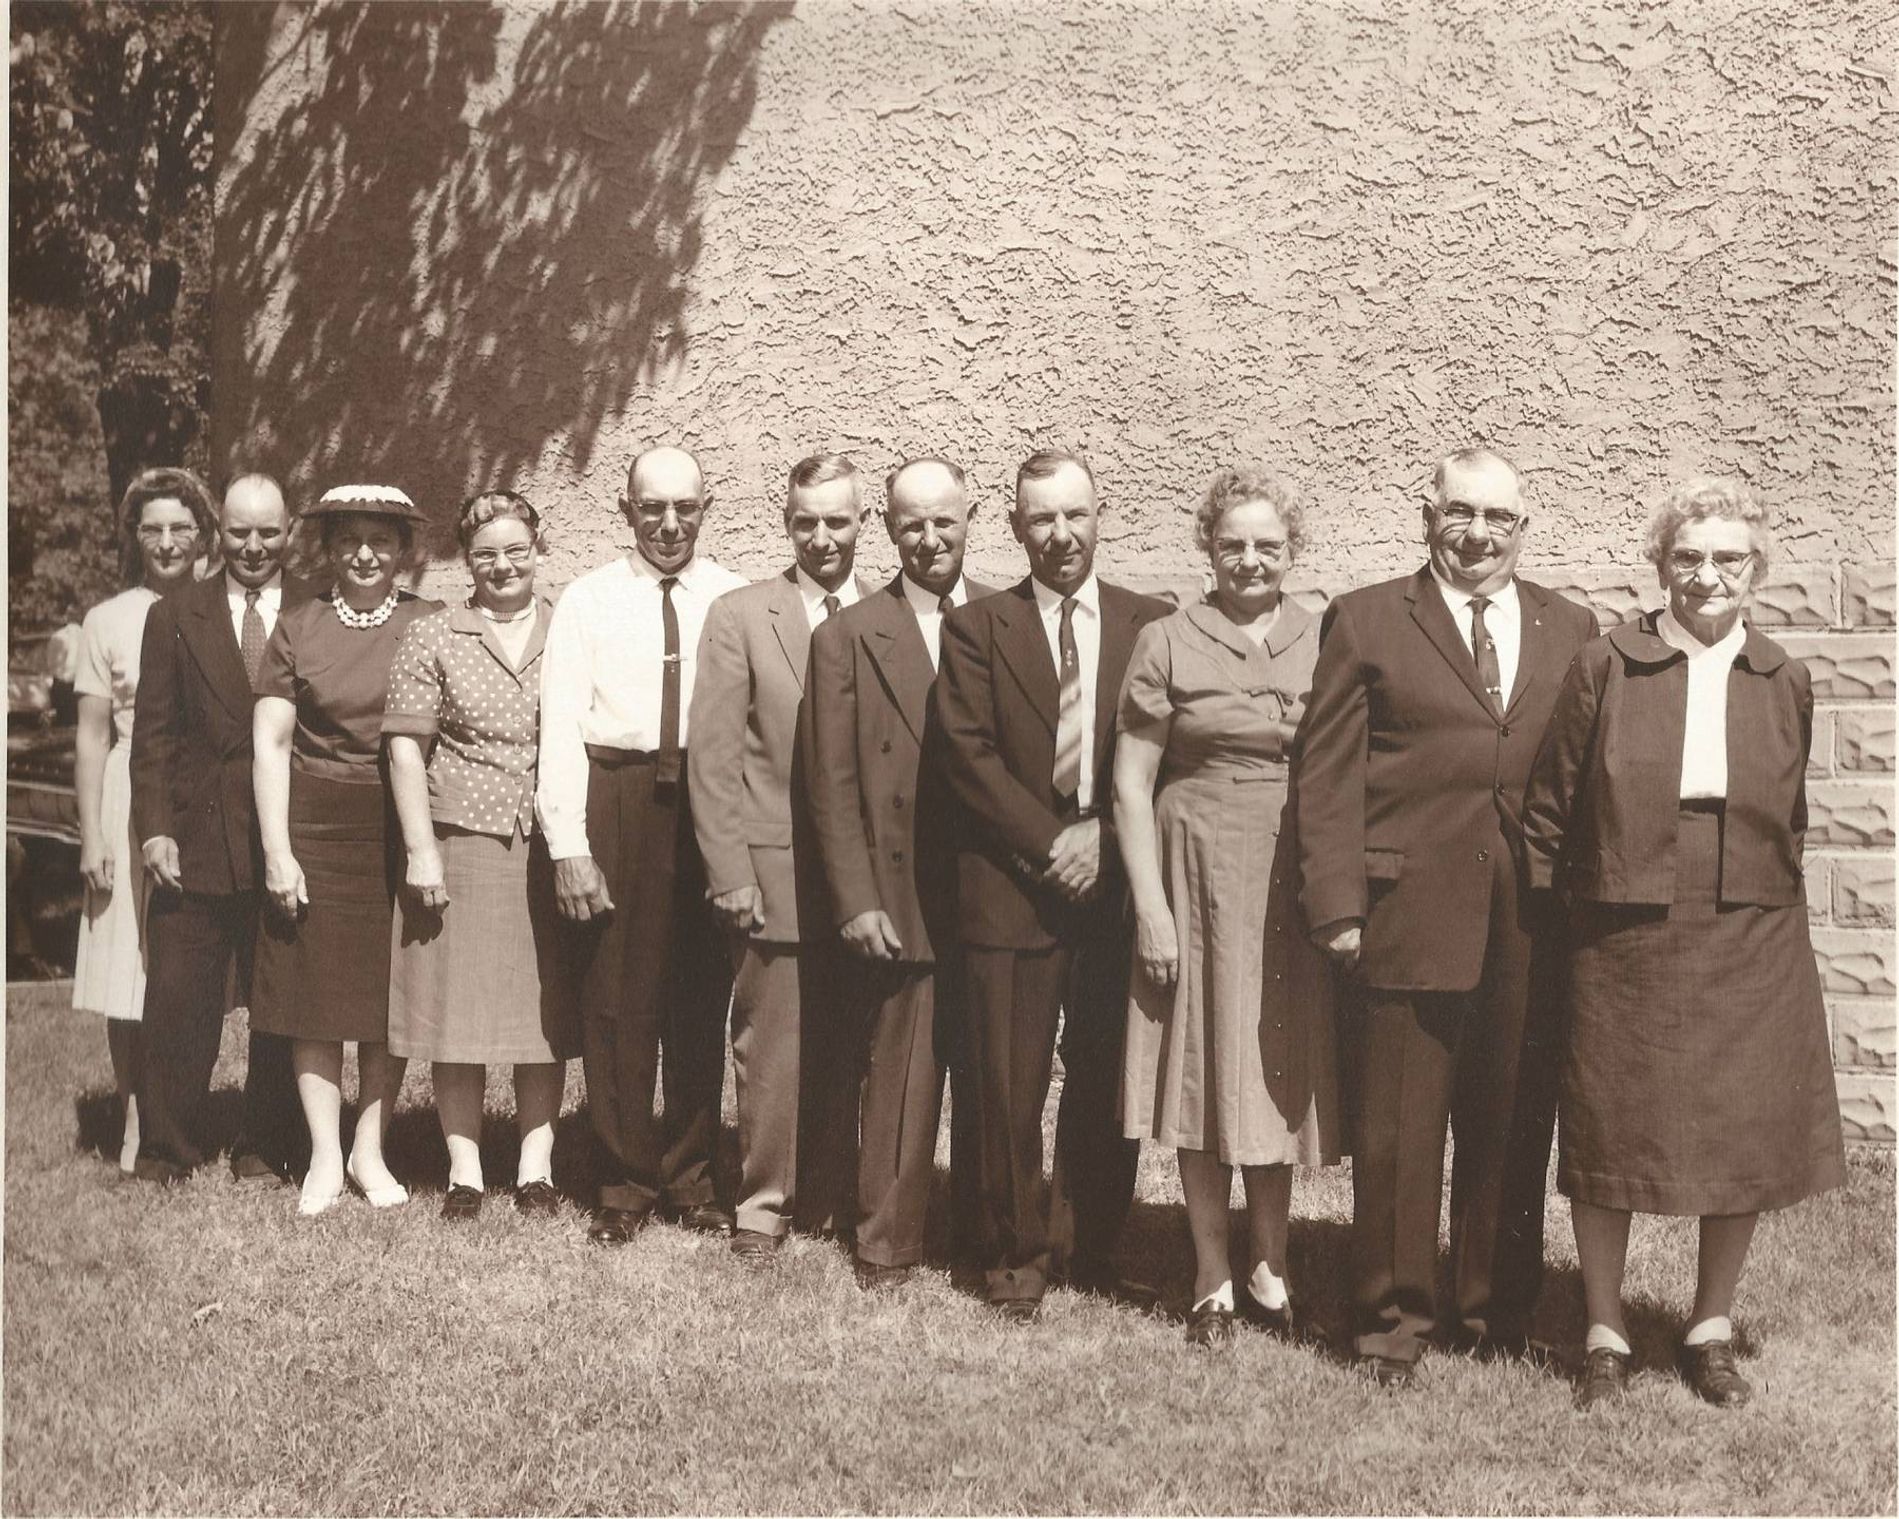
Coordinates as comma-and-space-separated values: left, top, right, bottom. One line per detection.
298, 1171, 345, 1217
345, 1157, 409, 1209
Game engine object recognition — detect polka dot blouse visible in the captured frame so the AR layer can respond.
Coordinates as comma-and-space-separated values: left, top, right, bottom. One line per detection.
382, 599, 550, 839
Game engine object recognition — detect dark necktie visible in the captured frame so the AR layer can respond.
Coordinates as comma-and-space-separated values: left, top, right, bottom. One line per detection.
241, 590, 267, 691
657, 575, 681, 786
938, 594, 954, 617
821, 593, 840, 621
1052, 596, 1083, 802
1469, 594, 1503, 716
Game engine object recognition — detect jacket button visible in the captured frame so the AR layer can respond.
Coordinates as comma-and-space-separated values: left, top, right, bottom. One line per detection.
891, 849, 905, 863
1476, 848, 1489, 862
1495, 782, 1505, 793
880, 739, 892, 753
1500, 725, 1512, 737
892, 795, 905, 810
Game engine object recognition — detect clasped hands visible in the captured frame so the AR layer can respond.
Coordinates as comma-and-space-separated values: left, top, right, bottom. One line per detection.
1010, 818, 1108, 904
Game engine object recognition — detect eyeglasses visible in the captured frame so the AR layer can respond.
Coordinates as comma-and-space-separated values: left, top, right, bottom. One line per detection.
1213, 537, 1288, 562
137, 523, 201, 542
634, 497, 703, 515
1666, 549, 1756, 580
1435, 505, 1524, 534
470, 544, 534, 570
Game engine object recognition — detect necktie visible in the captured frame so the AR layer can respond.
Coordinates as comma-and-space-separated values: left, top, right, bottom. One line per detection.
1469, 595, 1503, 716
938, 595, 954, 617
658, 576, 681, 786
241, 590, 267, 691
822, 593, 840, 621
1052, 596, 1083, 803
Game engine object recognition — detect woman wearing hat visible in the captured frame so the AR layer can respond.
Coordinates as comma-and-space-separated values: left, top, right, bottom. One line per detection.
251, 486, 442, 1216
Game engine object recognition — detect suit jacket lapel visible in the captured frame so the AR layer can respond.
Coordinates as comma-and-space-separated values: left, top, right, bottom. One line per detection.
992, 579, 1058, 734
1405, 567, 1497, 721
182, 573, 255, 722
1502, 580, 1553, 722
768, 567, 810, 692
864, 579, 934, 744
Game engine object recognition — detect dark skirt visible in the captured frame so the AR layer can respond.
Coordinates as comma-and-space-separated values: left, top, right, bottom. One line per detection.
387, 823, 579, 1064
1558, 803, 1846, 1215
250, 770, 398, 1044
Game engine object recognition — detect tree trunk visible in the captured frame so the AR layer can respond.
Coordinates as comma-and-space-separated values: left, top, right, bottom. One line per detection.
95, 371, 200, 510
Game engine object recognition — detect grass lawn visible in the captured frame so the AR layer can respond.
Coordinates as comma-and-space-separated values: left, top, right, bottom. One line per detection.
4, 979, 1894, 1515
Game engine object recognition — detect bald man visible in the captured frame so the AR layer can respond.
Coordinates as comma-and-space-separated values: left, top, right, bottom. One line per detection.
537, 446, 747, 1244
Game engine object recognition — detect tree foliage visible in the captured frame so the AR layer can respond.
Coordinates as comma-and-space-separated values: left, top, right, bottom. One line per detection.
9, 0, 213, 609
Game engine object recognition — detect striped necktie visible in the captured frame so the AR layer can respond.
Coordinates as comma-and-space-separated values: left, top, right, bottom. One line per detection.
1052, 596, 1083, 802
1469, 595, 1503, 716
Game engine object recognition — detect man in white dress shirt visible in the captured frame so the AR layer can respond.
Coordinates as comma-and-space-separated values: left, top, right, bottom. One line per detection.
131, 473, 308, 1183
537, 445, 747, 1244
1295, 446, 1597, 1384
686, 454, 872, 1264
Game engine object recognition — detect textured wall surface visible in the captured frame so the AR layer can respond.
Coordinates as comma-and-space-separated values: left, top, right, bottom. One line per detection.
214, 0, 1896, 1135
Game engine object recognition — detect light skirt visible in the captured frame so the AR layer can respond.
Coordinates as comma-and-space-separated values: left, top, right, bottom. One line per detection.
72, 746, 147, 1020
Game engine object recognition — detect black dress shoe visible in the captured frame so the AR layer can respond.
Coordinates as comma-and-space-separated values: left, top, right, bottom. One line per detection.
992, 1297, 1041, 1322
441, 1184, 483, 1222
513, 1180, 560, 1217
229, 1151, 289, 1186
1237, 1288, 1294, 1339
729, 1229, 781, 1264
1067, 1265, 1160, 1311
588, 1206, 649, 1246
1185, 1301, 1236, 1348
854, 1259, 915, 1292
1678, 1339, 1752, 1407
1576, 1347, 1631, 1409
664, 1201, 734, 1235
1364, 1354, 1420, 1389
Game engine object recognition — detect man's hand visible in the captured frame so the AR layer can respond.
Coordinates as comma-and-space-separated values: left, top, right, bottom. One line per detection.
840, 909, 904, 961
81, 837, 115, 898
141, 836, 183, 893
711, 884, 766, 937
1311, 918, 1362, 970
406, 845, 449, 913
1045, 819, 1103, 903
555, 855, 614, 923
1135, 906, 1179, 988
263, 850, 307, 920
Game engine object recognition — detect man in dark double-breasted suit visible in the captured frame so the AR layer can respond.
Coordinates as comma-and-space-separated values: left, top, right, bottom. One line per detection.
933, 448, 1172, 1317
804, 456, 995, 1290
1295, 446, 1598, 1383
130, 473, 308, 1183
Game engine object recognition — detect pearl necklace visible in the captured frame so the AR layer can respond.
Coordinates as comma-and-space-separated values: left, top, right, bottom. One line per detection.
334, 588, 400, 630
477, 603, 536, 625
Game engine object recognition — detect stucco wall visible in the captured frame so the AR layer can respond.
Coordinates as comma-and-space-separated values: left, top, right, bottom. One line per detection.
213, 0, 1896, 1136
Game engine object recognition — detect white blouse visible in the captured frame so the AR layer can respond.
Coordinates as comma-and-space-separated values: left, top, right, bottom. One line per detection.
1657, 610, 1747, 799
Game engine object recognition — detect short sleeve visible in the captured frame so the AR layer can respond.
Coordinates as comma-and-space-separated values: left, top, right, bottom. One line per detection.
73, 603, 115, 700
381, 616, 443, 737
255, 606, 298, 702
1117, 616, 1177, 731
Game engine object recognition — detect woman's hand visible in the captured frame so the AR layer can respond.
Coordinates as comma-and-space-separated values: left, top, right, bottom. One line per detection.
263, 850, 308, 920
1135, 905, 1179, 988
406, 845, 449, 913
79, 836, 114, 898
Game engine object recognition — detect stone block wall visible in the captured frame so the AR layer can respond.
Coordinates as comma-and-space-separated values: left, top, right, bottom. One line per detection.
212, 0, 1894, 1137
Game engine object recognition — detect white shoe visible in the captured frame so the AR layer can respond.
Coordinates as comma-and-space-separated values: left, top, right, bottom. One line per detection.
345, 1157, 409, 1208
298, 1172, 345, 1217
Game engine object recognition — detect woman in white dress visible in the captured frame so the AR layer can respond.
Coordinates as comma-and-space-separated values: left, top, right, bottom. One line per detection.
73, 467, 217, 1170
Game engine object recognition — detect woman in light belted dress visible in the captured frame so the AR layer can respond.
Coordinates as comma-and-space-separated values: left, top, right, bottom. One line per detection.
384, 491, 578, 1221
72, 467, 216, 1171
1113, 466, 1341, 1347
1523, 478, 1846, 1409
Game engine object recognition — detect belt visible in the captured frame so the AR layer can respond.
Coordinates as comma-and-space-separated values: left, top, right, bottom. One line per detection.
585, 743, 683, 785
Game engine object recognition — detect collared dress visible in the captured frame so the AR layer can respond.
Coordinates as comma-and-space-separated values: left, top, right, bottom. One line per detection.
71, 586, 160, 1020
1116, 600, 1341, 1166
1524, 612, 1845, 1215
250, 589, 441, 1043
382, 598, 578, 1064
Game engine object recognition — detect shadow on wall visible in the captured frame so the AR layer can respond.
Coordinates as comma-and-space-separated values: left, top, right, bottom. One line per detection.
213, 0, 791, 551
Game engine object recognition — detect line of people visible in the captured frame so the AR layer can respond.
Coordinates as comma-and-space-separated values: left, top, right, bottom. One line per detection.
71, 444, 1843, 1407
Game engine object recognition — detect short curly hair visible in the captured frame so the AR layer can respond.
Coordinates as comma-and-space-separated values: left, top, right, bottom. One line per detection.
118, 466, 216, 586
1194, 466, 1305, 558
1644, 476, 1772, 578
456, 489, 545, 554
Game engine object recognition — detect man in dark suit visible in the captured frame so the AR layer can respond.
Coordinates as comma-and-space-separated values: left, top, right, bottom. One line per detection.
804, 456, 994, 1289
688, 453, 873, 1264
130, 472, 307, 1182
933, 448, 1171, 1317
1295, 446, 1598, 1384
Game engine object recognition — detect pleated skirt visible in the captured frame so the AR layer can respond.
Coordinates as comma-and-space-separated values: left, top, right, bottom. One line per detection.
250, 771, 397, 1044
387, 822, 579, 1064
1558, 803, 1846, 1215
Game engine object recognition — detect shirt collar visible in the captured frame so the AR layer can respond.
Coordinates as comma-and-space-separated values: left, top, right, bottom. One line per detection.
1030, 572, 1100, 618
795, 564, 860, 614
1430, 567, 1519, 616
1658, 607, 1747, 659
901, 573, 965, 614
627, 550, 716, 589
225, 569, 283, 603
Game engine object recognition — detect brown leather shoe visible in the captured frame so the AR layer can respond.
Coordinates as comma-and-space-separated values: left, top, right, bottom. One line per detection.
588, 1206, 648, 1246
854, 1259, 915, 1292
441, 1184, 483, 1222
729, 1229, 781, 1265
1185, 1301, 1236, 1348
1678, 1339, 1753, 1407
513, 1180, 560, 1217
664, 1201, 734, 1236
992, 1296, 1041, 1323
1237, 1288, 1294, 1339
1576, 1347, 1631, 1408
